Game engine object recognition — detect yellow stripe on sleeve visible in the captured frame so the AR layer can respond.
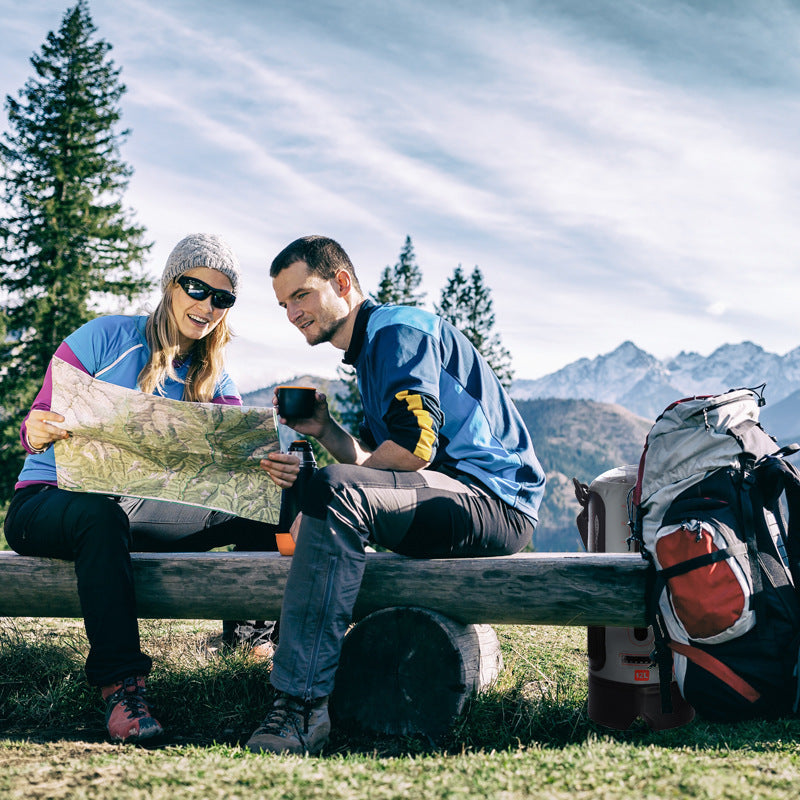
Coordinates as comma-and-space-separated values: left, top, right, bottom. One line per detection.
395, 390, 437, 461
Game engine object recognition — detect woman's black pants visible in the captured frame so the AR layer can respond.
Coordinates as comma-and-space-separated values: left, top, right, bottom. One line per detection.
4, 484, 276, 686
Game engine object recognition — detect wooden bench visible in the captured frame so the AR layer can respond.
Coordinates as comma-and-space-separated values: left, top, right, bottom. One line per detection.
0, 550, 648, 737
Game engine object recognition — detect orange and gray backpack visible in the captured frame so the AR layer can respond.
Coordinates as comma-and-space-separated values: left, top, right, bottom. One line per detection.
630, 386, 800, 721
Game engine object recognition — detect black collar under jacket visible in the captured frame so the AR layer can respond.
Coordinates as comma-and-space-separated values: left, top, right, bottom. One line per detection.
342, 299, 378, 366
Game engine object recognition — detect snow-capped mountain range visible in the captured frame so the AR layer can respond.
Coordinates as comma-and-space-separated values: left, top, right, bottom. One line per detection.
511, 341, 800, 440
244, 340, 800, 445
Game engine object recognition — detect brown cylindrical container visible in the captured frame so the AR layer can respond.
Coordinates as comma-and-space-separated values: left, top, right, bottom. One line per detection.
586, 465, 695, 730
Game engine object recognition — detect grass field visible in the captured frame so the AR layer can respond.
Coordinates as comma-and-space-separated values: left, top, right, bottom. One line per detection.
2, 617, 800, 799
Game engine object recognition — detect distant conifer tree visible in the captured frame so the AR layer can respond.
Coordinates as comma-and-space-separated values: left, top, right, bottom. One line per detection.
371, 235, 426, 307
435, 265, 514, 389
0, 1, 152, 500
335, 237, 426, 436
332, 364, 363, 438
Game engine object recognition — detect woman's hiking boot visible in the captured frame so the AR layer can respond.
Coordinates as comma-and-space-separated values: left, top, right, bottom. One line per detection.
101, 676, 163, 744
245, 693, 330, 754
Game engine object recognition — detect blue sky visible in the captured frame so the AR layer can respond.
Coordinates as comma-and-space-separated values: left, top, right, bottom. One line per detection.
2, 0, 800, 392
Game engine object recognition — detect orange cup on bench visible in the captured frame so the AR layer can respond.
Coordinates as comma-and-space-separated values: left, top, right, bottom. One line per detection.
275, 533, 296, 556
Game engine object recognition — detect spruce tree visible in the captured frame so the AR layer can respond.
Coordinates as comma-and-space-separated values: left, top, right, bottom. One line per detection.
435, 265, 515, 389
0, 0, 152, 500
332, 364, 364, 438
336, 236, 426, 436
371, 235, 425, 306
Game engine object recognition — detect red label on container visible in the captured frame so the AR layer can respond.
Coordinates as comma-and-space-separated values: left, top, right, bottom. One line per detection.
634, 669, 650, 682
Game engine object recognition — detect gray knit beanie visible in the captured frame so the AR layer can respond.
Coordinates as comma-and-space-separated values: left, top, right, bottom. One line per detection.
161, 233, 241, 294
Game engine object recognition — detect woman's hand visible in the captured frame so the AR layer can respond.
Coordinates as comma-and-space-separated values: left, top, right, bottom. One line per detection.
260, 451, 300, 489
25, 409, 69, 452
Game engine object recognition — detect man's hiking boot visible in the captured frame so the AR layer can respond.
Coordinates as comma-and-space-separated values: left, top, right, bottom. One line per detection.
246, 693, 330, 755
221, 620, 278, 660
102, 676, 163, 744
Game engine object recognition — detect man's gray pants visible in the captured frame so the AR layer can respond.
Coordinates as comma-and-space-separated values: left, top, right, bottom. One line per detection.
270, 463, 535, 701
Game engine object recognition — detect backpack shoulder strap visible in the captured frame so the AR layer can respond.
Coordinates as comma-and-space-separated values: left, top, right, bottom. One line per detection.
755, 455, 800, 588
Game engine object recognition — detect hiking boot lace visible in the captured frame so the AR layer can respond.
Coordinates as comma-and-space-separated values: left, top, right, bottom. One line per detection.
258, 696, 305, 737
109, 678, 151, 719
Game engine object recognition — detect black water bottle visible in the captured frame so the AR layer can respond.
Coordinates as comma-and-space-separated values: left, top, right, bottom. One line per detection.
278, 439, 317, 532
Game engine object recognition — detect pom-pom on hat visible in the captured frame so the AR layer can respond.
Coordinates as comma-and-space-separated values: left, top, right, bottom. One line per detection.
161, 233, 240, 294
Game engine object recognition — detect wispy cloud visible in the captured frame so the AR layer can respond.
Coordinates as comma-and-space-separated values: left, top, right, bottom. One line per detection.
3, 0, 800, 390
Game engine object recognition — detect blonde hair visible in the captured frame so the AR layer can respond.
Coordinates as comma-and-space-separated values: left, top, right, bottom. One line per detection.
137, 281, 232, 402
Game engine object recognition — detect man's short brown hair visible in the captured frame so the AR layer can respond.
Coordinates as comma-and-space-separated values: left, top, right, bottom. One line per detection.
270, 235, 362, 292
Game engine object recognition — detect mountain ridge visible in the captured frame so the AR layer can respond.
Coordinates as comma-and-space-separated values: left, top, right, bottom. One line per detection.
242, 340, 800, 551
512, 340, 800, 434
248, 340, 800, 442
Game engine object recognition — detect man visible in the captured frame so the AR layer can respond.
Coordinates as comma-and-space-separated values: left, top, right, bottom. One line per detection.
247, 235, 545, 754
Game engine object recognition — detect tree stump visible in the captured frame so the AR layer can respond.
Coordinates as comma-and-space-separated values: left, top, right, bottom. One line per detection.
331, 606, 503, 738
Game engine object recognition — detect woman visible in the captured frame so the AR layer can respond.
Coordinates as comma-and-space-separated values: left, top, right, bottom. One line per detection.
3, 233, 293, 744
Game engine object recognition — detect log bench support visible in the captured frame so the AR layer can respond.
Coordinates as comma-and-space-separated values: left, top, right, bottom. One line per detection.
333, 608, 504, 737
0, 550, 648, 737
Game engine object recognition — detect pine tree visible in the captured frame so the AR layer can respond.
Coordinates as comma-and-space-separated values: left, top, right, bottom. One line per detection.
333, 364, 364, 438
0, 1, 152, 500
435, 265, 515, 389
371, 235, 425, 306
336, 237, 427, 436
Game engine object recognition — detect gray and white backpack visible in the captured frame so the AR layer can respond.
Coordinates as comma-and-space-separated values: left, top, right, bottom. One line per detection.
630, 386, 800, 721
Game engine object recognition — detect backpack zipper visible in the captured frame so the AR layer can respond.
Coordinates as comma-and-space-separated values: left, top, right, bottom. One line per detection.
687, 393, 754, 417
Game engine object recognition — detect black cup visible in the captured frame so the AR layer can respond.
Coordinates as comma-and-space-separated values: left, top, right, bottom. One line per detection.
277, 386, 317, 419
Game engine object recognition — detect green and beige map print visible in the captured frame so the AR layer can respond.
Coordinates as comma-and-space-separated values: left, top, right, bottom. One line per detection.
51, 357, 281, 523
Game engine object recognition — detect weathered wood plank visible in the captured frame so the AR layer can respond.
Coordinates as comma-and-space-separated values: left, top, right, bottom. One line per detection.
0, 550, 648, 626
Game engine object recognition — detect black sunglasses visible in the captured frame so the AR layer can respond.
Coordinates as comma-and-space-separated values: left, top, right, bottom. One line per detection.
176, 275, 236, 309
